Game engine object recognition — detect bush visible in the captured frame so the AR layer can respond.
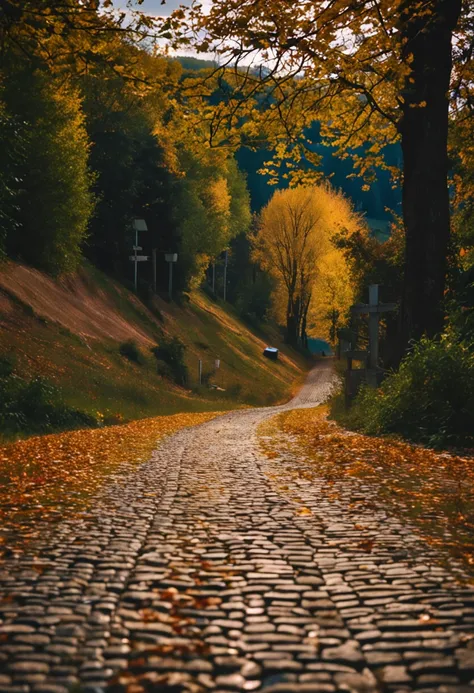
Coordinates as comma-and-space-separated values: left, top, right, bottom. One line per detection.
0, 373, 96, 436
119, 339, 142, 364
151, 336, 188, 385
340, 334, 474, 448
0, 354, 15, 378
201, 367, 215, 387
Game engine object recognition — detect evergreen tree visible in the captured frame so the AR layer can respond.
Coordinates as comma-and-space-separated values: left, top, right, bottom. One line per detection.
3, 69, 93, 274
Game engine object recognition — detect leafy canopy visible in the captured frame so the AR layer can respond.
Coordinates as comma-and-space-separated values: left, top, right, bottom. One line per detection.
254, 184, 362, 342
166, 1, 470, 185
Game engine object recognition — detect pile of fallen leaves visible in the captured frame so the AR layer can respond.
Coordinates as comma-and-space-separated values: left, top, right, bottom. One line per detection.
0, 411, 220, 549
272, 406, 474, 576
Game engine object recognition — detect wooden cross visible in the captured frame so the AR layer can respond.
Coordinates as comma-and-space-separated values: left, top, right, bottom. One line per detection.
350, 284, 397, 382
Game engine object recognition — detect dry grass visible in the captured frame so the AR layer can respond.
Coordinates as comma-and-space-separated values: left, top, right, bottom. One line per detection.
0, 262, 309, 428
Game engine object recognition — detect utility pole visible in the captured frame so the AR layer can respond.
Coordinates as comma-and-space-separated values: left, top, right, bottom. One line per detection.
134, 227, 138, 292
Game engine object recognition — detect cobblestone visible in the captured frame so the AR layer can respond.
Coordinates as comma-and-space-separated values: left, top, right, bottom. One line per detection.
1, 364, 474, 692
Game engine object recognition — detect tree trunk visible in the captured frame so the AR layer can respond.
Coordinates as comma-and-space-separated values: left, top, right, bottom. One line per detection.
286, 312, 299, 345
300, 294, 311, 349
398, 0, 462, 355
300, 310, 308, 349
286, 295, 300, 345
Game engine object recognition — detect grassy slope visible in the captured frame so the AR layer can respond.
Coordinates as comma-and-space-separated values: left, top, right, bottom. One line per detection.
0, 262, 309, 425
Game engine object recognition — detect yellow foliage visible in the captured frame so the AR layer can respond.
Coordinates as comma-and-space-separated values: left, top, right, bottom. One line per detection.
207, 177, 231, 216
254, 184, 362, 341
309, 248, 355, 343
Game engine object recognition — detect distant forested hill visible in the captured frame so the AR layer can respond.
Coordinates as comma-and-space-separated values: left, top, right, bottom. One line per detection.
175, 56, 402, 220
236, 131, 402, 219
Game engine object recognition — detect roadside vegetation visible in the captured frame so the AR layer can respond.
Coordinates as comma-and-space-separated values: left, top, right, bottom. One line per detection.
328, 217, 474, 448
332, 333, 474, 449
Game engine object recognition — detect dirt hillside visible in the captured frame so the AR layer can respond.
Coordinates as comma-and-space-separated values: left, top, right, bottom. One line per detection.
0, 261, 309, 424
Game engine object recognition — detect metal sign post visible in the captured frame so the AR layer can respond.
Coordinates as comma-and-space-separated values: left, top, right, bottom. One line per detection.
131, 219, 148, 292
223, 249, 228, 302
152, 249, 157, 293
165, 252, 178, 301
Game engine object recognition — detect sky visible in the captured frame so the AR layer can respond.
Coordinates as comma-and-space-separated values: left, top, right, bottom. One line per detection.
115, 0, 202, 17
114, 0, 214, 56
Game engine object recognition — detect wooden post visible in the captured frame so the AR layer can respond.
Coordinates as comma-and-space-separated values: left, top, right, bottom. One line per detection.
345, 354, 353, 408
223, 250, 228, 302
134, 228, 138, 292
350, 286, 397, 389
368, 284, 379, 371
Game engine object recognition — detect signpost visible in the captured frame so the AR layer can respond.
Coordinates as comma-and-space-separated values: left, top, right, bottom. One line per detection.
152, 249, 157, 293
223, 249, 228, 302
131, 219, 148, 292
165, 252, 178, 301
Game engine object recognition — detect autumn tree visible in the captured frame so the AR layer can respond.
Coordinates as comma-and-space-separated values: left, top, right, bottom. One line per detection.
254, 185, 360, 346
0, 1, 156, 275
175, 151, 251, 290
169, 0, 470, 355
0, 96, 23, 256
310, 248, 355, 347
0, 1, 156, 79
80, 48, 182, 279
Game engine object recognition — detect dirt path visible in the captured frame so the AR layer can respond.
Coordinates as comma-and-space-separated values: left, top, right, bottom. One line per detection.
0, 363, 473, 693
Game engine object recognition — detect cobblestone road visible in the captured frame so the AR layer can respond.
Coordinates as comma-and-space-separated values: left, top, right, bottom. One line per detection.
1, 363, 474, 693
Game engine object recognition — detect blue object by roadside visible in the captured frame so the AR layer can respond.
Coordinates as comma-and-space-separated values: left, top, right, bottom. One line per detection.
263, 347, 279, 360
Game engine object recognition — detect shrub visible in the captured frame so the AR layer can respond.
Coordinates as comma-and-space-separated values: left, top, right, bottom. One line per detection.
119, 339, 142, 364
152, 336, 188, 386
227, 383, 242, 399
0, 354, 14, 378
0, 373, 96, 436
340, 334, 474, 448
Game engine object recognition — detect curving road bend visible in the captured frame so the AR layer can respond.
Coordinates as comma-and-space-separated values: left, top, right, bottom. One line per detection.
0, 362, 474, 693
